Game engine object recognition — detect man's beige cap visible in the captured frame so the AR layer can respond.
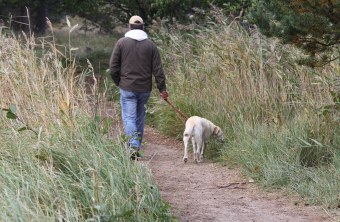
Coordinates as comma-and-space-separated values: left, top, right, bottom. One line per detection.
129, 15, 144, 24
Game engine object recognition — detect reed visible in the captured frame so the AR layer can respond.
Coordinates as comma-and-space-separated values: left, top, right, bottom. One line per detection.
0, 24, 174, 221
150, 19, 339, 208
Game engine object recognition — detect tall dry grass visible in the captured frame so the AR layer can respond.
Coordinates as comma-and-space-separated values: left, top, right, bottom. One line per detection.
149, 19, 339, 209
0, 24, 174, 221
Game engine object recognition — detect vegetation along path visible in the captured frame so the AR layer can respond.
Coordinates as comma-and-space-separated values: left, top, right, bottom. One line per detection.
141, 126, 338, 222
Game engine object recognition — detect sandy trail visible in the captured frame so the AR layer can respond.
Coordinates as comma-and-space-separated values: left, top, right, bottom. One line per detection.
141, 126, 338, 222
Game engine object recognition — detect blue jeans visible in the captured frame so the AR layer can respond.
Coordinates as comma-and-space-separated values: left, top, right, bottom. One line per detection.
120, 88, 151, 150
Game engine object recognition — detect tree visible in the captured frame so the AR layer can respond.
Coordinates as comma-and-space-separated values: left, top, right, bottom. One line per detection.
53, 0, 252, 33
0, 0, 61, 34
249, 0, 340, 67
0, 0, 252, 34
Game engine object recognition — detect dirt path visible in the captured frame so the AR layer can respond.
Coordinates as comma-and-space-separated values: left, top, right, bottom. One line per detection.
141, 126, 338, 222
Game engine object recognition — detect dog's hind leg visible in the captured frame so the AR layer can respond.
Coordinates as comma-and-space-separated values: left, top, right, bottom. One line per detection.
195, 138, 204, 163
183, 134, 190, 162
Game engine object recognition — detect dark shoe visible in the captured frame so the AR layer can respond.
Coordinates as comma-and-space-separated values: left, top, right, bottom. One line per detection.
130, 151, 142, 161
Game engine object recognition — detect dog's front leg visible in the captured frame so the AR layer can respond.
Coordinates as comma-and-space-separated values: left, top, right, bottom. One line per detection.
199, 142, 207, 162
195, 138, 204, 163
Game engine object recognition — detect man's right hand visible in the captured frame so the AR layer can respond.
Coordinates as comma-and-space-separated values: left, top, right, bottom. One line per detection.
160, 91, 169, 100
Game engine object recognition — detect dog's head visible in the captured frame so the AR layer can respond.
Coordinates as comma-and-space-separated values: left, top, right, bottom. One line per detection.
213, 126, 224, 142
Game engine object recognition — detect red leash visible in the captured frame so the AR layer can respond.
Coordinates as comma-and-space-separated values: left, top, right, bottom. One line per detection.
163, 98, 188, 122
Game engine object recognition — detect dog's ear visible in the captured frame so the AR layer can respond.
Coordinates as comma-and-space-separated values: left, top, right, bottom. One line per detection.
214, 126, 224, 142
213, 126, 219, 135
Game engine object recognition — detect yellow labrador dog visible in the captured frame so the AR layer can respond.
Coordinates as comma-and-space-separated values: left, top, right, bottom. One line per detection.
183, 116, 224, 163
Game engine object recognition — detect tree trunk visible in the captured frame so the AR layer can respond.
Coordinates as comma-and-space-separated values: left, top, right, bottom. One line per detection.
35, 2, 47, 34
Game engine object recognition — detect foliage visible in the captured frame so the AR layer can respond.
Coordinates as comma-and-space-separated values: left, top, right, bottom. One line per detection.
150, 17, 339, 208
0, 28, 174, 221
0, 104, 38, 134
224, 119, 340, 208
151, 0, 250, 22
248, 0, 340, 67
0, 119, 175, 221
0, 0, 253, 34
0, 0, 61, 33
63, 0, 252, 27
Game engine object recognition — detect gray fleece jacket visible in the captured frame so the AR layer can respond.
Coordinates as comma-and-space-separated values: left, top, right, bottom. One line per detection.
109, 29, 166, 93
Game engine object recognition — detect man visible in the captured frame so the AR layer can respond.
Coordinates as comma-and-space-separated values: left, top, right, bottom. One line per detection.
109, 15, 168, 160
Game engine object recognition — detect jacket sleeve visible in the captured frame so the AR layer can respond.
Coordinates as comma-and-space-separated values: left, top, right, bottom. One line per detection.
109, 41, 121, 87
152, 44, 166, 92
